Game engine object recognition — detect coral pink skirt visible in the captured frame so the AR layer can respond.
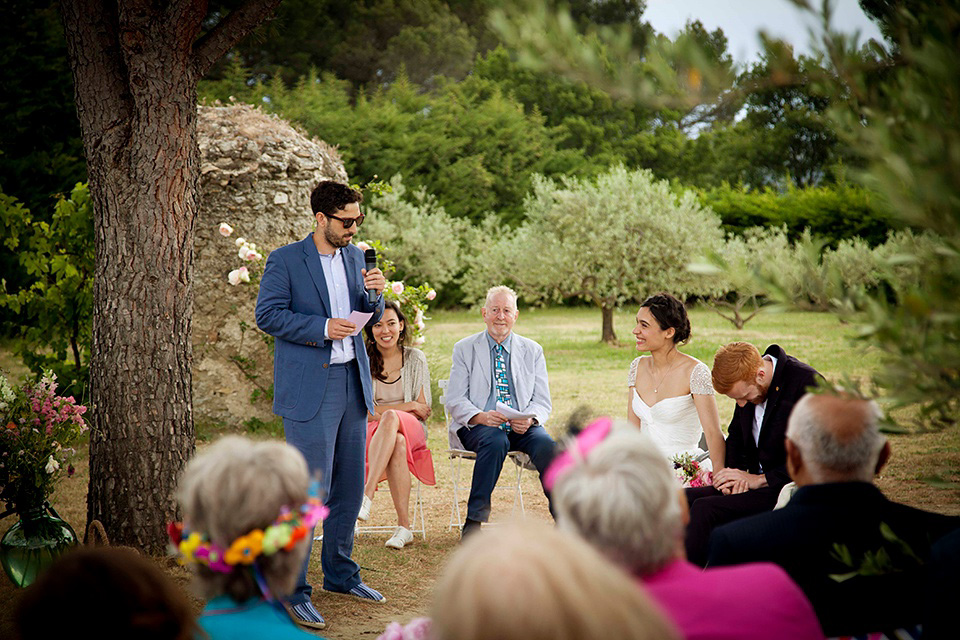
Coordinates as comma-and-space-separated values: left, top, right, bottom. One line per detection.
365, 410, 436, 486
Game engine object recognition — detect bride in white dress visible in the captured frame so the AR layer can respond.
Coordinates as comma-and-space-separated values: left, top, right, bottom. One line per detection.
626, 293, 725, 475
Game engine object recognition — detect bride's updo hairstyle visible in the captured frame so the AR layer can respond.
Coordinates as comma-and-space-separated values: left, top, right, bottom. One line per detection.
640, 293, 690, 345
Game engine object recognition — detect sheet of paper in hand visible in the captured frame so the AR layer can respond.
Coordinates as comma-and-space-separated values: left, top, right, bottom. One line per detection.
346, 311, 373, 336
496, 402, 536, 421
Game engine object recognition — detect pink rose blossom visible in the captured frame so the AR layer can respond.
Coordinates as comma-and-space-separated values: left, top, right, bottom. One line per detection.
218, 223, 233, 237
391, 282, 405, 295
228, 269, 242, 286
356, 241, 371, 251
238, 266, 251, 283
426, 289, 436, 300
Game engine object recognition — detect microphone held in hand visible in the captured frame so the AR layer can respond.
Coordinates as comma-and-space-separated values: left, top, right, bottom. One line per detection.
364, 248, 378, 304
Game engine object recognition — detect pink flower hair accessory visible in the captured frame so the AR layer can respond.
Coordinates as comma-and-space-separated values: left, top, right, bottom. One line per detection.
543, 416, 613, 491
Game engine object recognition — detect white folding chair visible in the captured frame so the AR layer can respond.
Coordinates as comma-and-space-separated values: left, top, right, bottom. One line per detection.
439, 379, 531, 530
354, 478, 427, 540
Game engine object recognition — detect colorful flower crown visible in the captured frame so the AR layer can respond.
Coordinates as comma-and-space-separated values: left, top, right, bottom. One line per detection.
168, 498, 329, 574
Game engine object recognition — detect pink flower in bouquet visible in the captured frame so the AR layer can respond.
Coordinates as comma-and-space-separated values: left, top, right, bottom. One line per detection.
391, 282, 405, 295
238, 266, 251, 283
356, 241, 371, 252
426, 289, 437, 301
228, 269, 242, 286
692, 469, 713, 488
219, 222, 233, 237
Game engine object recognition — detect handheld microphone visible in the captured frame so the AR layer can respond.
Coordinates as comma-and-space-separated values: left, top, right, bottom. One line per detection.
364, 248, 378, 304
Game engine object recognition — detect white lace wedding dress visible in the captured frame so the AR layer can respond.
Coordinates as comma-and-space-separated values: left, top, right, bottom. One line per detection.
628, 357, 715, 471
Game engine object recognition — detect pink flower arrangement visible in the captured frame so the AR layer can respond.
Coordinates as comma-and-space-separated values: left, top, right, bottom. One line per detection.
377, 618, 432, 640
390, 281, 405, 295
0, 371, 88, 512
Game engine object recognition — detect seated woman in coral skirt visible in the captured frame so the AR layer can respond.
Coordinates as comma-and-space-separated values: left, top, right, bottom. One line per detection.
358, 299, 436, 549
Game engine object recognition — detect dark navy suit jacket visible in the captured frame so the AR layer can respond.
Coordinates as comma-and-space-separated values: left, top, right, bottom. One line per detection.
725, 344, 820, 491
708, 482, 960, 636
255, 234, 383, 421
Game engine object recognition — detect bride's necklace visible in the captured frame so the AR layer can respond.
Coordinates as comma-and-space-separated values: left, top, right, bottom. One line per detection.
651, 355, 682, 394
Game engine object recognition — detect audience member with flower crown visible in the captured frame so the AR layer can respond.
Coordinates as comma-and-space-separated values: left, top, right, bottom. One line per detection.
171, 436, 328, 639
359, 299, 436, 549
429, 520, 681, 640
548, 418, 824, 640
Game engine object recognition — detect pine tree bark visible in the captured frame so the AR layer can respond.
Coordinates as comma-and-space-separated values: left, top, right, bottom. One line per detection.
58, 0, 280, 552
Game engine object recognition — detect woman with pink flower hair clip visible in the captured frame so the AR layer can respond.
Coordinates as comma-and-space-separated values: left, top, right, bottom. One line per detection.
548, 422, 823, 640
172, 435, 329, 638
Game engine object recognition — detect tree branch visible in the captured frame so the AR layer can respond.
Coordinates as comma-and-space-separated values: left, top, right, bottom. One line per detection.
192, 0, 282, 78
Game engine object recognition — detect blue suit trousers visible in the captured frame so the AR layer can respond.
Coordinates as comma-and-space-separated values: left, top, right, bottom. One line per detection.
284, 361, 366, 602
457, 424, 557, 522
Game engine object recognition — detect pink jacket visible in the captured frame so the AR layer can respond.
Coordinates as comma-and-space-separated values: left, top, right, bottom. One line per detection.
641, 559, 823, 640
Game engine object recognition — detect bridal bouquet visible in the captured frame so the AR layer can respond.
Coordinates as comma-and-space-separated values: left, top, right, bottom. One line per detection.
671, 452, 711, 488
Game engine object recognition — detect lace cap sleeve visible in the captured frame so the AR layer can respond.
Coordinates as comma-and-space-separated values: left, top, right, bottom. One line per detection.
627, 357, 642, 387
690, 361, 714, 396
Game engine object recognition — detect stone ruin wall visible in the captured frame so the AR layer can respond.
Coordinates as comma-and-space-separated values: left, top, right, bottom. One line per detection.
193, 104, 347, 426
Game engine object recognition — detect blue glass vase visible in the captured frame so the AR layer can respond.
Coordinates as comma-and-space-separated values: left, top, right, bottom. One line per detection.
0, 503, 78, 587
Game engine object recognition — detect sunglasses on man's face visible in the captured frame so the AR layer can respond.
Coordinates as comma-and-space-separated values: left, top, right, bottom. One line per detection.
324, 212, 365, 228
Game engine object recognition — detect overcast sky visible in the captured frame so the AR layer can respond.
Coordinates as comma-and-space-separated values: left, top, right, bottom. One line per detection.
644, 0, 885, 66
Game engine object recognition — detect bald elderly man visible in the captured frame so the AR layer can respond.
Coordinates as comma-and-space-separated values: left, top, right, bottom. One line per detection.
707, 393, 960, 637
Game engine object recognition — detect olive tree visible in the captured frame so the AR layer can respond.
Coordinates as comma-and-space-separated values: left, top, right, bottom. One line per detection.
466, 165, 723, 343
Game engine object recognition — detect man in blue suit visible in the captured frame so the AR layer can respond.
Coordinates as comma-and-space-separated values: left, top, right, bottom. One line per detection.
256, 181, 385, 630
445, 285, 557, 539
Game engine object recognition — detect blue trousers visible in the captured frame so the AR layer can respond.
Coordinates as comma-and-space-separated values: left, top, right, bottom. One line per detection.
283, 361, 366, 603
457, 424, 557, 522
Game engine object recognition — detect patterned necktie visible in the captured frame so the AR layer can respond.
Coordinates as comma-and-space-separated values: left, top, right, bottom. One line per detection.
494, 344, 512, 432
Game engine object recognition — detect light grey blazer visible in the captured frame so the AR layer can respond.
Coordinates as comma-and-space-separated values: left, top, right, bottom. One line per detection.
445, 330, 552, 449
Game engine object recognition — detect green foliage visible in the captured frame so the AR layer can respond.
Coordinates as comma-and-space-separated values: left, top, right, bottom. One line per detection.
243, 416, 284, 438
206, 68, 589, 224
0, 184, 93, 398
699, 181, 896, 246
204, 0, 493, 90
466, 165, 723, 341
359, 175, 472, 301
0, 0, 86, 214
693, 226, 792, 328
829, 522, 923, 582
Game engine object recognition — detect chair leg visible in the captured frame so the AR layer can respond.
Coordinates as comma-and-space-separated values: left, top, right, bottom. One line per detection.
511, 461, 525, 517
450, 455, 464, 530
413, 479, 426, 540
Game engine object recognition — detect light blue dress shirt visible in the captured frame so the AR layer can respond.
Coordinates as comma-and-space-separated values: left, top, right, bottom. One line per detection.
318, 248, 355, 363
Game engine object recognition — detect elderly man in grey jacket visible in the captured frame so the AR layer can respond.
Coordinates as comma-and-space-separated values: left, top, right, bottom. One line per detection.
445, 285, 557, 539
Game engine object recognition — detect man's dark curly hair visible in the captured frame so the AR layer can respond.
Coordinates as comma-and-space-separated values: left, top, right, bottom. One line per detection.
310, 181, 363, 216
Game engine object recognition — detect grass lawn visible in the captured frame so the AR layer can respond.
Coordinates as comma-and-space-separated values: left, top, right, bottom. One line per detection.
1, 306, 958, 638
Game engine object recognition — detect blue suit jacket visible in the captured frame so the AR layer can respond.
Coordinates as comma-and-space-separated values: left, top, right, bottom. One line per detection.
255, 234, 383, 421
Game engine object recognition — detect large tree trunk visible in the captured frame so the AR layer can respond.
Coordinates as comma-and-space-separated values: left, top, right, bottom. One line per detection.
59, 0, 280, 553
601, 304, 617, 344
